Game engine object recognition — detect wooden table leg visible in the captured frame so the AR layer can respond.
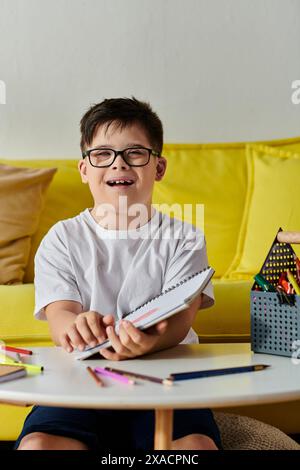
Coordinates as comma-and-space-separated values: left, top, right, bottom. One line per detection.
154, 409, 173, 450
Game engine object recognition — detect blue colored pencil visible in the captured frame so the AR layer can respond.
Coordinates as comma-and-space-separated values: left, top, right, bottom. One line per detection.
169, 364, 270, 381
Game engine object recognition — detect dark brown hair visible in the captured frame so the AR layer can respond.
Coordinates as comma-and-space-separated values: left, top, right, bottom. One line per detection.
80, 96, 163, 155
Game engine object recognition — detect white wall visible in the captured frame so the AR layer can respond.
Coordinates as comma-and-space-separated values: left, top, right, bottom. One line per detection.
0, 0, 299, 158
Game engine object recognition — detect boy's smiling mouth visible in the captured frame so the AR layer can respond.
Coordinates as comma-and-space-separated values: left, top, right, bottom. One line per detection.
106, 177, 135, 187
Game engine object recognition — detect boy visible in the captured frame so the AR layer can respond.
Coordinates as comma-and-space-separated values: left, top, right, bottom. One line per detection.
15, 97, 221, 451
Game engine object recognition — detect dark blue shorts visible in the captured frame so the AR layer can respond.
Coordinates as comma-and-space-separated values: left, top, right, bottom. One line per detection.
14, 406, 222, 451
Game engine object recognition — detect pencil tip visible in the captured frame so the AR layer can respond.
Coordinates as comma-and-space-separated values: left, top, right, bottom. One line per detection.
163, 378, 174, 386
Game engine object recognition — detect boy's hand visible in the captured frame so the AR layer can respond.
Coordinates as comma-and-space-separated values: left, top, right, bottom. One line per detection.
99, 319, 168, 361
62, 311, 114, 353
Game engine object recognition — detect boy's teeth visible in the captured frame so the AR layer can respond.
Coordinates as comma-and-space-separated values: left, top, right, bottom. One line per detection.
108, 179, 133, 185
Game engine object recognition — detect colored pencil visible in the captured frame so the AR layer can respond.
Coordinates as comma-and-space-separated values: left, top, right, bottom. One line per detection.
104, 367, 173, 386
0, 345, 32, 355
169, 364, 270, 381
0, 352, 43, 373
8, 362, 44, 373
86, 366, 104, 387
94, 367, 135, 385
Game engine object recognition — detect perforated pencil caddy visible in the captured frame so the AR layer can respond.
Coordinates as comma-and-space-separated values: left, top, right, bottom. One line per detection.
251, 229, 300, 357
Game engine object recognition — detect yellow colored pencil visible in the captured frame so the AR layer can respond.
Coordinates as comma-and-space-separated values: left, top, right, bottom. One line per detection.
0, 352, 43, 373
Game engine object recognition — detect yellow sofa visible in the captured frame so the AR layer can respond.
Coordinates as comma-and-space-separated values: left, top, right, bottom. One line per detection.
1, 136, 300, 441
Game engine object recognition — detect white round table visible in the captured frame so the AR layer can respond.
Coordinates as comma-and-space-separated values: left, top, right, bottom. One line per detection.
1, 343, 300, 449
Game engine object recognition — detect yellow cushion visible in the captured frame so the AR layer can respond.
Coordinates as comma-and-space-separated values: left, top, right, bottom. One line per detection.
0, 160, 94, 283
156, 138, 300, 278
0, 164, 56, 285
154, 143, 247, 278
226, 144, 300, 279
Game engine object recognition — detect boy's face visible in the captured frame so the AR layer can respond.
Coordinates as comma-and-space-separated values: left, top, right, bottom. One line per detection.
78, 121, 167, 217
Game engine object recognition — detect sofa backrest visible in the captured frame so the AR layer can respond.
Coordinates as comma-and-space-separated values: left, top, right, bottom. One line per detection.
2, 136, 300, 283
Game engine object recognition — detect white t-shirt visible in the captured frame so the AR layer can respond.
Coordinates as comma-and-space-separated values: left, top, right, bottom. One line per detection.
34, 207, 214, 344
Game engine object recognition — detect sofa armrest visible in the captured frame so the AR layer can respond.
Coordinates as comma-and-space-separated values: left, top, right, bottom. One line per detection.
0, 284, 53, 347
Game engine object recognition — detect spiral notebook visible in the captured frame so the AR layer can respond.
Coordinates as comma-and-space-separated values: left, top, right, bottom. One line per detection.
74, 266, 215, 360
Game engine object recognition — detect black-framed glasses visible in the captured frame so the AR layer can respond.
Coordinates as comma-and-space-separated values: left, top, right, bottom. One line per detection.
82, 146, 161, 168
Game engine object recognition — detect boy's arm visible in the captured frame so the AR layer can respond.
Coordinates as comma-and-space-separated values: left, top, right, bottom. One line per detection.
45, 300, 113, 352
45, 300, 83, 347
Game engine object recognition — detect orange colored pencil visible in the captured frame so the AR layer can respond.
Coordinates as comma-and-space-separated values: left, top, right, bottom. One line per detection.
86, 366, 104, 387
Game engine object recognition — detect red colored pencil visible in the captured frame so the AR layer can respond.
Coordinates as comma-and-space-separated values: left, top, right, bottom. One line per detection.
0, 345, 32, 356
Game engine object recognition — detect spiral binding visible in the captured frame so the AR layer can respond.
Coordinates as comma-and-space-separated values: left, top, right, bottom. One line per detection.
125, 266, 211, 317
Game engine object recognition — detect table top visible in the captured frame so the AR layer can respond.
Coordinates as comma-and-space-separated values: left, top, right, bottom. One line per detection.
0, 343, 300, 410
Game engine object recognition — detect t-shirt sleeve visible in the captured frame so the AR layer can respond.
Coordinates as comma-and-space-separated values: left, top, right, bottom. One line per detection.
162, 226, 214, 310
34, 223, 82, 320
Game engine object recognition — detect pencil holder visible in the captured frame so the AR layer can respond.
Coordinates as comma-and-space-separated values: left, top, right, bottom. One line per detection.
251, 229, 300, 357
